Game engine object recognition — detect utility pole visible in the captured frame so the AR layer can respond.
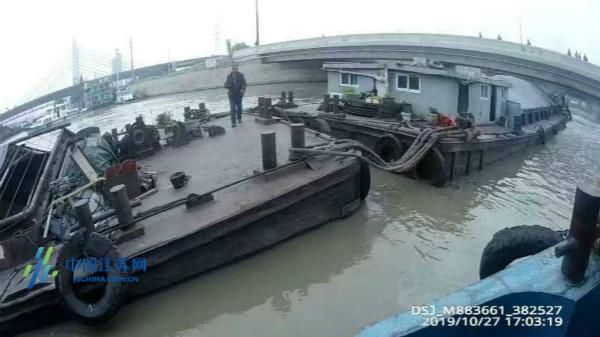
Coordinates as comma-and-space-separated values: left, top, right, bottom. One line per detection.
129, 37, 135, 80
255, 0, 260, 46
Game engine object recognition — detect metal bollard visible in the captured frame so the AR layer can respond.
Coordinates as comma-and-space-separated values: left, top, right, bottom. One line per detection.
280, 91, 286, 102
555, 180, 600, 283
199, 102, 206, 111
288, 91, 294, 104
323, 94, 331, 112
290, 123, 305, 148
333, 95, 340, 113
258, 97, 265, 117
110, 184, 134, 231
261, 131, 277, 170
289, 123, 305, 161
74, 199, 95, 239
264, 97, 272, 119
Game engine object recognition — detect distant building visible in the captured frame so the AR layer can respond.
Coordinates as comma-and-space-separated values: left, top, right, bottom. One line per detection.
323, 59, 512, 125
112, 49, 123, 74
84, 77, 116, 109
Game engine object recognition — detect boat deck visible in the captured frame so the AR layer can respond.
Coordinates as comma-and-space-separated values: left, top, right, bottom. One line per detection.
120, 115, 346, 258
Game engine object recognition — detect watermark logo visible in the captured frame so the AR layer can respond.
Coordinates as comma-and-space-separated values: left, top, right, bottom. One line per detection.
65, 256, 146, 284
23, 246, 58, 289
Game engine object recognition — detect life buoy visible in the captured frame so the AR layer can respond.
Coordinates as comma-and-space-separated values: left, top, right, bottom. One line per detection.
56, 232, 128, 325
374, 134, 406, 163
479, 225, 563, 279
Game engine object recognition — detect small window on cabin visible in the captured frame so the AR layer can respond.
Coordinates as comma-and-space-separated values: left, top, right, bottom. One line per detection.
340, 73, 358, 86
396, 74, 421, 92
480, 84, 489, 99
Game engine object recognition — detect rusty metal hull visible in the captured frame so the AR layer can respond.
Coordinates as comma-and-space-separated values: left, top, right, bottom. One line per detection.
277, 105, 569, 186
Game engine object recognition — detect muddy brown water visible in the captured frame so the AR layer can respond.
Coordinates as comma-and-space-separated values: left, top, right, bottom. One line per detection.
17, 83, 600, 337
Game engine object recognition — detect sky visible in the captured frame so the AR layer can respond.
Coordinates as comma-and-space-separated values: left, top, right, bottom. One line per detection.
0, 0, 597, 110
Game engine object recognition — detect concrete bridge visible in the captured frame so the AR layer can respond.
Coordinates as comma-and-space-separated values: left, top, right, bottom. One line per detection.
234, 33, 600, 104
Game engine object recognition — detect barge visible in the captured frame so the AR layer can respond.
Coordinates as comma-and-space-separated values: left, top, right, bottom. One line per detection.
254, 61, 571, 187
0, 111, 369, 335
258, 86, 569, 187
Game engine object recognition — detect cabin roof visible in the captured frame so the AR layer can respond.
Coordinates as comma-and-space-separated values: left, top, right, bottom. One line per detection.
492, 75, 554, 109
323, 61, 511, 87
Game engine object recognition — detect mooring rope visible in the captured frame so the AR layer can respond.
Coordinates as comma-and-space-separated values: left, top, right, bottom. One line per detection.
290, 127, 465, 174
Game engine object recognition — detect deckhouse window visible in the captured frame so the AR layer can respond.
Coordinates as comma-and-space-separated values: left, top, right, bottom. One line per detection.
480, 84, 489, 99
340, 73, 358, 86
396, 74, 421, 93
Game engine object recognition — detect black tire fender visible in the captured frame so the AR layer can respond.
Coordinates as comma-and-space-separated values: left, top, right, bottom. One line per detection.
415, 147, 448, 187
313, 119, 331, 134
359, 159, 371, 201
132, 129, 145, 146
374, 134, 406, 163
479, 225, 563, 279
56, 232, 128, 325
537, 126, 546, 144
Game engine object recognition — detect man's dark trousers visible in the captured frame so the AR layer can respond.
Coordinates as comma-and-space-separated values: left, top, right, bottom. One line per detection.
230, 96, 242, 126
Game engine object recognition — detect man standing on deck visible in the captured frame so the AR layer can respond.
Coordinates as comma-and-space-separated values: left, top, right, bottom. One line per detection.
224, 64, 247, 127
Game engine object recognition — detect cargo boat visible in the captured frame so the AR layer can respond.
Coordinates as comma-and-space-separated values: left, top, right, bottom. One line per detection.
260, 90, 569, 187
0, 112, 369, 336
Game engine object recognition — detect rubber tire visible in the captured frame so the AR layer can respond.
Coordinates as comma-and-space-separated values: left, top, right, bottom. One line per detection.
537, 127, 546, 144
56, 233, 128, 325
415, 148, 448, 187
313, 119, 331, 134
132, 128, 145, 146
359, 159, 371, 201
479, 225, 563, 279
374, 134, 406, 163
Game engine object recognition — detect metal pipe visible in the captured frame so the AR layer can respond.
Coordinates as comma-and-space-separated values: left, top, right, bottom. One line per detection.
560, 181, 600, 283
110, 184, 134, 231
0, 129, 66, 230
261, 131, 277, 170
8, 122, 71, 146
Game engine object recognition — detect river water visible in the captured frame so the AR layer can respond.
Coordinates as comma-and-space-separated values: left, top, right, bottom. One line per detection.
19, 84, 600, 337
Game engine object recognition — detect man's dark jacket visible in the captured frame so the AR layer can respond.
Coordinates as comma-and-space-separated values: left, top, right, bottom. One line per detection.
224, 72, 247, 99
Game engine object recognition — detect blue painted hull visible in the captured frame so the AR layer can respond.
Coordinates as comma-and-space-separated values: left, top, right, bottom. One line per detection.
359, 248, 600, 337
